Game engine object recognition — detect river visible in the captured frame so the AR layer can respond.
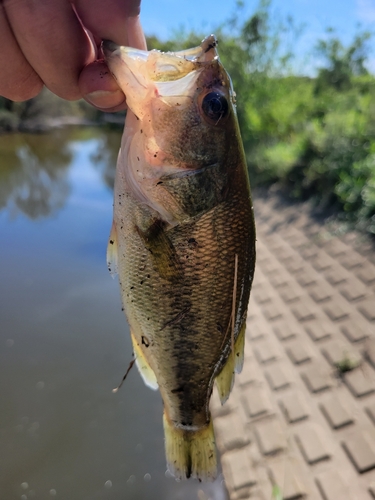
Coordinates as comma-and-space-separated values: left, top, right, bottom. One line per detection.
0, 128, 227, 500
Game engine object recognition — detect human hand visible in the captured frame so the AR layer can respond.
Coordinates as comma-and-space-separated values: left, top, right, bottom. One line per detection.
0, 0, 146, 112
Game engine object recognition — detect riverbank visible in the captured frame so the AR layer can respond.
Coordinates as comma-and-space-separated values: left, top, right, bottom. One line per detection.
0, 88, 125, 134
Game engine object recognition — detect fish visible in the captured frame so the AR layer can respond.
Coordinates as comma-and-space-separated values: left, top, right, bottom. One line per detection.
103, 34, 256, 481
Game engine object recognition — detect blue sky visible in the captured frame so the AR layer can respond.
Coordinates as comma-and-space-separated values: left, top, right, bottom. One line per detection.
140, 0, 375, 73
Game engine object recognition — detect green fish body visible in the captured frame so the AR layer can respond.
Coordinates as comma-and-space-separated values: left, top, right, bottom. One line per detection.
104, 35, 256, 481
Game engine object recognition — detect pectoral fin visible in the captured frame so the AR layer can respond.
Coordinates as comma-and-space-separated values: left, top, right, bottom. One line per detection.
131, 332, 158, 390
107, 221, 118, 278
136, 219, 182, 281
215, 322, 246, 405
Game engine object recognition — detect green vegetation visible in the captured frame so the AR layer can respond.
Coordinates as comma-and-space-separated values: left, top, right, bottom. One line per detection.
1, 1, 374, 234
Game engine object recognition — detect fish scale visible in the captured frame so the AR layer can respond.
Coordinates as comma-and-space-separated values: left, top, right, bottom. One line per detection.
104, 34, 256, 480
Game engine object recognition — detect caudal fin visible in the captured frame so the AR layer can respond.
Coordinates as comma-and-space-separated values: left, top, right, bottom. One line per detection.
163, 412, 217, 481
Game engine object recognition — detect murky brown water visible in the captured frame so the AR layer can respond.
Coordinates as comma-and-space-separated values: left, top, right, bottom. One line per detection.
0, 128, 227, 500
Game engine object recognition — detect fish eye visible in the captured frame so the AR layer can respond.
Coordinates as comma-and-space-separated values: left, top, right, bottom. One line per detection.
201, 92, 228, 122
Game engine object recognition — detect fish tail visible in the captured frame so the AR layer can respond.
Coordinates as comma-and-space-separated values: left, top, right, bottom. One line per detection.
163, 412, 217, 481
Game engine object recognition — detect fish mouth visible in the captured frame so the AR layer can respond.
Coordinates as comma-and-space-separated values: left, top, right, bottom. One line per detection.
102, 34, 219, 83
103, 34, 218, 61
102, 35, 222, 119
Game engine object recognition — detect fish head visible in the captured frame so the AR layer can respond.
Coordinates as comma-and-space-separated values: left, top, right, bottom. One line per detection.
103, 35, 239, 222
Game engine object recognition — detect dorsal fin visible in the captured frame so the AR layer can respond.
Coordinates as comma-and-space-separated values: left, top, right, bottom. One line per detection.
106, 221, 118, 278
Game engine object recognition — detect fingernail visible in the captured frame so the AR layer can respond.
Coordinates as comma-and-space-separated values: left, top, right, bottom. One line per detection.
84, 89, 125, 109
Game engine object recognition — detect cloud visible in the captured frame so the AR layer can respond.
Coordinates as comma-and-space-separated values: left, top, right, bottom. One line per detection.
357, 0, 375, 23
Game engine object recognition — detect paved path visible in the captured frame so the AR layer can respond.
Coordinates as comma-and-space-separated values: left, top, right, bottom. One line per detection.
212, 192, 375, 500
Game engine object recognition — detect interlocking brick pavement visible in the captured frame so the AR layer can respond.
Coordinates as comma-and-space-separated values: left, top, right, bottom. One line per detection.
212, 192, 375, 500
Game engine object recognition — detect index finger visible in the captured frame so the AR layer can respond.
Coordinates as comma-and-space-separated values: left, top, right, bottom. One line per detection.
73, 0, 145, 48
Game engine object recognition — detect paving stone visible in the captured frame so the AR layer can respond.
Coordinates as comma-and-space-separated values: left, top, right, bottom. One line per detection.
216, 194, 375, 500
341, 321, 369, 343
279, 392, 310, 423
301, 364, 331, 393
255, 418, 287, 455
253, 285, 273, 305
311, 254, 333, 271
287, 342, 313, 365
242, 385, 273, 418
324, 302, 350, 321
305, 322, 332, 342
284, 257, 305, 274
262, 260, 283, 276
365, 402, 375, 425
358, 297, 375, 321
321, 340, 361, 368
295, 424, 331, 464
324, 239, 348, 257
366, 340, 375, 369
254, 340, 280, 364
221, 448, 257, 491
211, 394, 237, 418
248, 322, 267, 341
315, 470, 354, 500
342, 431, 375, 473
357, 263, 375, 285
268, 457, 308, 500
278, 283, 301, 303
340, 280, 368, 302
338, 252, 366, 269
300, 245, 319, 260
304, 222, 322, 238
265, 234, 286, 251
273, 245, 295, 262
291, 302, 316, 322
284, 228, 309, 248
345, 368, 375, 398
238, 358, 261, 386
268, 272, 291, 288
214, 413, 250, 451
309, 282, 333, 303
273, 322, 299, 342
256, 254, 271, 266
265, 364, 292, 391
295, 269, 318, 287
262, 303, 284, 322
320, 396, 354, 429
325, 266, 350, 285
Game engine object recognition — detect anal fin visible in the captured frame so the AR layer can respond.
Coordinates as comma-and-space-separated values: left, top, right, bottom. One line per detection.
131, 332, 158, 390
215, 321, 246, 404
163, 412, 217, 481
107, 221, 118, 278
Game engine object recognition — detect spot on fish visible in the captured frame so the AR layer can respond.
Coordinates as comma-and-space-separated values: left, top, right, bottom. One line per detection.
171, 385, 185, 394
142, 336, 150, 347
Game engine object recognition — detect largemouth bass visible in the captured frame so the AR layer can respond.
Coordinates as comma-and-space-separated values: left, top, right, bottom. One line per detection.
103, 35, 256, 481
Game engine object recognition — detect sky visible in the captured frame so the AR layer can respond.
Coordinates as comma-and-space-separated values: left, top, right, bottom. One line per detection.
139, 0, 375, 73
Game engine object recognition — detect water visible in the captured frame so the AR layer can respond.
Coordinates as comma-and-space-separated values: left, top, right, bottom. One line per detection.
0, 128, 227, 500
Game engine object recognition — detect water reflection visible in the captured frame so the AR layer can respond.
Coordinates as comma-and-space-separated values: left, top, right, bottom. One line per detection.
90, 130, 121, 191
0, 128, 227, 500
0, 131, 72, 218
